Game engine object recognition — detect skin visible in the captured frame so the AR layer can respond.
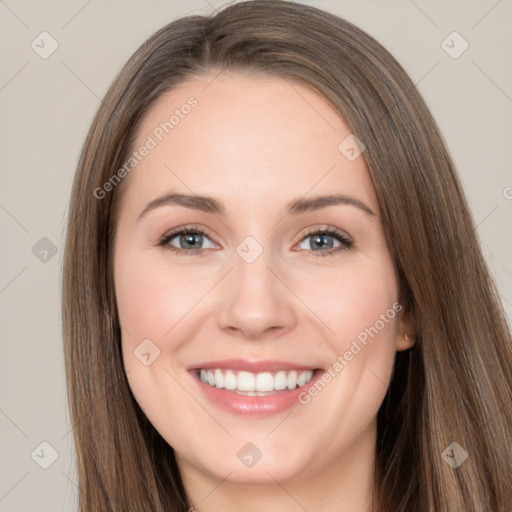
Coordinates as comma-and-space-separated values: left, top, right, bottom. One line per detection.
114, 71, 414, 512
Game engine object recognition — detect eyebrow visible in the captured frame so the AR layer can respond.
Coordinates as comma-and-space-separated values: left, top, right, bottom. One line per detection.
137, 192, 376, 220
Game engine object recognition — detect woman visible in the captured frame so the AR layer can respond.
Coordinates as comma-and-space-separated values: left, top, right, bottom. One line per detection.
62, 1, 512, 510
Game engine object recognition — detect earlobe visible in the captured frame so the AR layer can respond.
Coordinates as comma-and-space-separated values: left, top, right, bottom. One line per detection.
396, 332, 416, 351
395, 305, 416, 351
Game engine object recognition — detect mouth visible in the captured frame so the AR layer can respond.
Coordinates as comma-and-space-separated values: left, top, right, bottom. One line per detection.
197, 368, 316, 395
189, 360, 323, 416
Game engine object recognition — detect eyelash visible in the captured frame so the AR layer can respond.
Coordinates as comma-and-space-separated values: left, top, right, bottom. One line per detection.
157, 224, 354, 258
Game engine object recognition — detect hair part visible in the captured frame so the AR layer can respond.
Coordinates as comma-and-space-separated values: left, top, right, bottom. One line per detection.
62, 1, 512, 510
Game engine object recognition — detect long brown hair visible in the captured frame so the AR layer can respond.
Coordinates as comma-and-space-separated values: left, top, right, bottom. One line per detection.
62, 1, 512, 510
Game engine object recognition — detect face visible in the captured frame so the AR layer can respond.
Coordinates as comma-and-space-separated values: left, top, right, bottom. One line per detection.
114, 72, 413, 490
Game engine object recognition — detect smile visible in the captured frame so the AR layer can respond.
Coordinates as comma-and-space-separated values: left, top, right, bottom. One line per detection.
190, 359, 323, 416
198, 368, 315, 395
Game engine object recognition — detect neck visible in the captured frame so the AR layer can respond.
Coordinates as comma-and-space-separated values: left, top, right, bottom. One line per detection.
179, 420, 377, 512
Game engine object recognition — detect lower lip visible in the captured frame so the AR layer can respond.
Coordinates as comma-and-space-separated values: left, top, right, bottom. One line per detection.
191, 370, 323, 417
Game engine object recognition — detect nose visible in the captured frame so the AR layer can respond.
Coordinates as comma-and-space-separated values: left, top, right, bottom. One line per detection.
216, 249, 298, 340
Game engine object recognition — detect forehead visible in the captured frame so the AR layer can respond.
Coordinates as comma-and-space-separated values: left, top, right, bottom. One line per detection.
123, 72, 377, 215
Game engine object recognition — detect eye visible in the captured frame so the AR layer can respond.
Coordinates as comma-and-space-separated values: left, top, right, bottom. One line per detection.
157, 225, 353, 257
297, 227, 353, 257
158, 225, 217, 254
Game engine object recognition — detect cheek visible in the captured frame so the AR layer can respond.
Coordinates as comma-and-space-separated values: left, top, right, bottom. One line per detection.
114, 249, 210, 352
296, 262, 399, 443
296, 260, 398, 399
294, 255, 399, 349
114, 251, 208, 447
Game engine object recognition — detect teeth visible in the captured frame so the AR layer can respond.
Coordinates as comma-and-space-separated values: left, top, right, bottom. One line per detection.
224, 370, 237, 390
238, 371, 255, 391
198, 368, 314, 393
274, 371, 288, 390
287, 370, 298, 390
214, 369, 224, 389
256, 372, 274, 392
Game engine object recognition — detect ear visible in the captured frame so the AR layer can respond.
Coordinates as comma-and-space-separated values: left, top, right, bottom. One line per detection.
395, 306, 416, 351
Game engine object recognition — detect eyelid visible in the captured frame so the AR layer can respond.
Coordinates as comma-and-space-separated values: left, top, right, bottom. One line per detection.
157, 223, 353, 256
298, 225, 352, 243
294, 226, 353, 257
158, 223, 218, 248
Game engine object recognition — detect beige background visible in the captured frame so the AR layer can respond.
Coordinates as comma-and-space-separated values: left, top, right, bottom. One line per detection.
1, 0, 511, 510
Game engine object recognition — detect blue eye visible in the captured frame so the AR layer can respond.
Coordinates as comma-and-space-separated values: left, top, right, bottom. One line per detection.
159, 227, 215, 254
297, 228, 353, 257
158, 225, 353, 257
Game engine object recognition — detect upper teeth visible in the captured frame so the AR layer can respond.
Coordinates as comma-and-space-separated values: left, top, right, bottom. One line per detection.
199, 369, 314, 393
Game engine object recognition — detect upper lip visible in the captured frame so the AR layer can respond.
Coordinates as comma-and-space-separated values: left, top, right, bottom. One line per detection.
189, 359, 320, 373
